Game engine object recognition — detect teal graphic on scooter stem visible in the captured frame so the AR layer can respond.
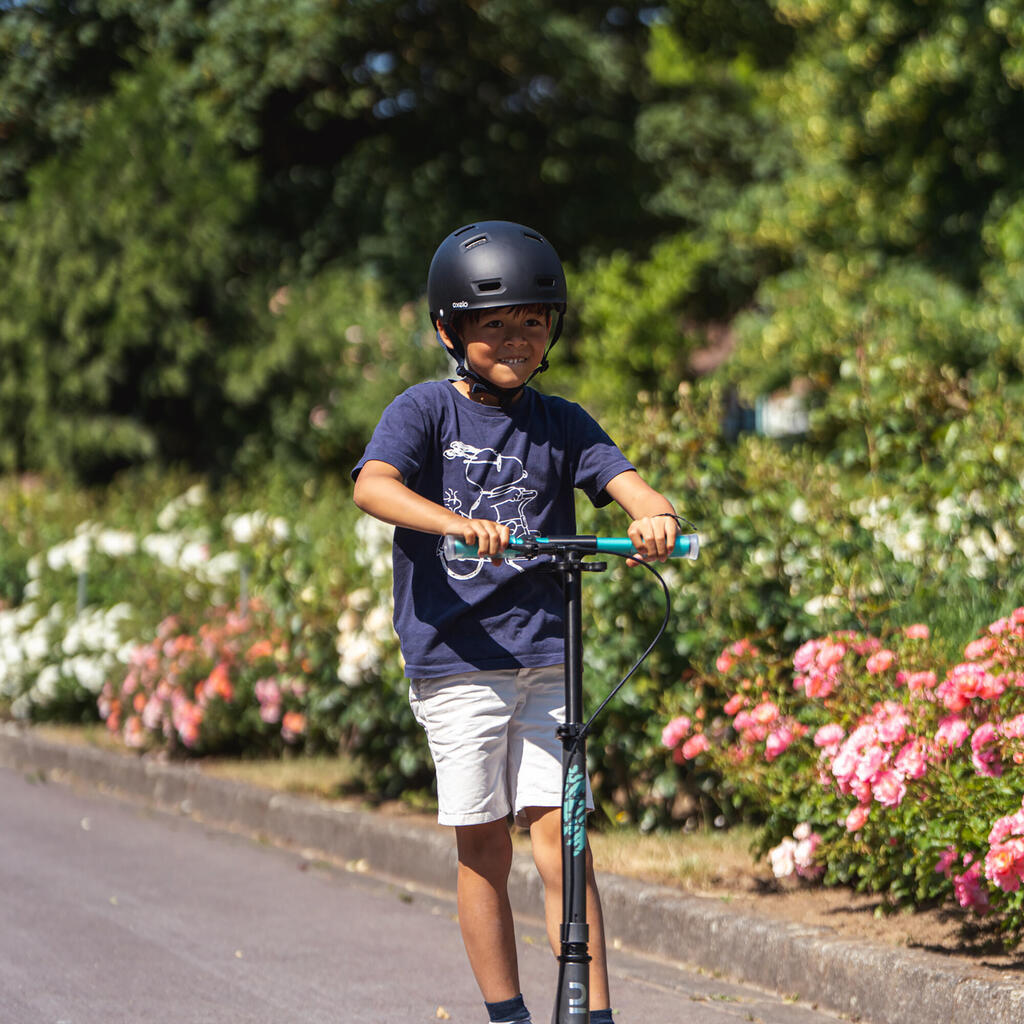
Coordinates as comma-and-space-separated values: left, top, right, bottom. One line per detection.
562, 764, 587, 856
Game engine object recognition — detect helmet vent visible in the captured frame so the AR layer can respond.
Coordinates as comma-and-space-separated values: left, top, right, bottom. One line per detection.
536, 276, 556, 288
522, 231, 544, 244
475, 279, 503, 292
462, 234, 489, 251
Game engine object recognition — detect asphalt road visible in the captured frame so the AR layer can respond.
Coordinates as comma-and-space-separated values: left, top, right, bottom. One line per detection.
0, 765, 844, 1024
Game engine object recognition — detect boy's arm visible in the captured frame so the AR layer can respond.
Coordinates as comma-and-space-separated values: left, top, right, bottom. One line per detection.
604, 469, 678, 564
353, 460, 510, 560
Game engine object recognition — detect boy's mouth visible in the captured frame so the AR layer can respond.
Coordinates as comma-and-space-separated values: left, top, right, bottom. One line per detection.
499, 357, 527, 366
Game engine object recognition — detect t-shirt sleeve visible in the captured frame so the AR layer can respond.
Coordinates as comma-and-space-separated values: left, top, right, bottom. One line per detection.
351, 389, 431, 482
570, 403, 635, 508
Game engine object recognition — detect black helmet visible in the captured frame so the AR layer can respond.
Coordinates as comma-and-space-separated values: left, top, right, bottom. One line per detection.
427, 220, 567, 401
428, 220, 567, 326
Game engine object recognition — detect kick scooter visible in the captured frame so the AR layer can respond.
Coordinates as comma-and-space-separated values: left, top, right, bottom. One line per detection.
444, 531, 700, 1023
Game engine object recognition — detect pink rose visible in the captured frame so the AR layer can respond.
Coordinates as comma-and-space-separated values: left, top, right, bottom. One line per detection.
985, 839, 1024, 892
661, 715, 691, 749
830, 743, 858, 781
894, 740, 928, 780
723, 693, 746, 716
989, 807, 1024, 846
818, 641, 846, 669
751, 700, 780, 725
814, 723, 846, 749
765, 725, 795, 761
681, 733, 711, 760
794, 832, 823, 879
871, 770, 907, 808
875, 712, 908, 746
1001, 714, 1024, 740
730, 638, 759, 658
123, 715, 147, 749
903, 670, 936, 692
866, 649, 896, 674
971, 723, 1003, 779
803, 670, 836, 698
952, 862, 991, 913
768, 837, 797, 878
793, 639, 821, 673
935, 715, 970, 750
964, 636, 996, 660
903, 623, 930, 640
732, 710, 753, 732
854, 744, 887, 783
845, 804, 870, 832
935, 846, 958, 877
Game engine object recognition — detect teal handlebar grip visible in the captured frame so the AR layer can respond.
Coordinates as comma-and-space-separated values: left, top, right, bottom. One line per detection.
442, 533, 700, 561
593, 536, 699, 559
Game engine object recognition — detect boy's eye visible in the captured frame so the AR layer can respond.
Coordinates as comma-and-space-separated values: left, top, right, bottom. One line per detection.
476, 314, 546, 331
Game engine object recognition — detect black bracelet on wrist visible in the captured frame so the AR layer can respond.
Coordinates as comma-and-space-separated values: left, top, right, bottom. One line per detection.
656, 511, 699, 532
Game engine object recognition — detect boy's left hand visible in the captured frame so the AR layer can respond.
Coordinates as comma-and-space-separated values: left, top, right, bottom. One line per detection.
626, 514, 678, 566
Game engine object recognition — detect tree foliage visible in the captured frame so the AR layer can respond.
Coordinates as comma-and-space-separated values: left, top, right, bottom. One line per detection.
1, 0, 661, 287
0, 60, 257, 478
1, 0, 1023, 488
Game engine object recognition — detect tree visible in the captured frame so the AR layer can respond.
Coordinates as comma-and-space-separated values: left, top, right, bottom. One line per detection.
717, 0, 1024, 475
551, 3, 797, 415
0, 61, 257, 478
1, 1, 665, 292
734, 0, 1024, 287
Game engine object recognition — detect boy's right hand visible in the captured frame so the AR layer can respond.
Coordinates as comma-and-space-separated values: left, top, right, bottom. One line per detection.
353, 461, 510, 564
457, 517, 510, 565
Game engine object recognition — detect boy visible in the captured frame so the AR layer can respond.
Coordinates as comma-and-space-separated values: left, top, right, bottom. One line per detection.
352, 220, 679, 1024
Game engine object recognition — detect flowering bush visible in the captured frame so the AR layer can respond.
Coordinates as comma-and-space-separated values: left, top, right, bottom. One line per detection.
0, 600, 136, 722
0, 481, 252, 722
662, 610, 1024, 943
99, 601, 314, 756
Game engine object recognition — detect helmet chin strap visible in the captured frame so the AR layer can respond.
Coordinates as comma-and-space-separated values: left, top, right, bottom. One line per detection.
458, 363, 525, 406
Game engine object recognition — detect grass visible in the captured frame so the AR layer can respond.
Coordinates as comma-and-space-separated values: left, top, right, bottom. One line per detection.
31, 723, 361, 797
585, 823, 759, 890
198, 753, 362, 799
28, 723, 760, 890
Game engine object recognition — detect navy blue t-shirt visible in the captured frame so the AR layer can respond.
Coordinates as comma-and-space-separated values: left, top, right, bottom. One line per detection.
352, 381, 634, 678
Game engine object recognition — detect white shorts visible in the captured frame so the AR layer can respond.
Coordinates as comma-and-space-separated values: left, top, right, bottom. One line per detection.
409, 664, 594, 827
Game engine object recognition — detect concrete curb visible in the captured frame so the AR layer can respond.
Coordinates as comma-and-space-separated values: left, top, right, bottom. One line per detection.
3, 725, 1022, 1024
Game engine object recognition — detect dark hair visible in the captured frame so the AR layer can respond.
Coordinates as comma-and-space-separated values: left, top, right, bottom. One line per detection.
451, 303, 553, 331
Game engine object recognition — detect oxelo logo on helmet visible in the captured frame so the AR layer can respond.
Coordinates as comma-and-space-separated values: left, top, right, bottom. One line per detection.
452, 301, 469, 308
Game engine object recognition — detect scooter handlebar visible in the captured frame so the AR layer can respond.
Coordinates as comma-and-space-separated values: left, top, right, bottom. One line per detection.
442, 533, 700, 561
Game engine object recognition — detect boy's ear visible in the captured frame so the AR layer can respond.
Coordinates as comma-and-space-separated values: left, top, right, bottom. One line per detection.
435, 320, 457, 353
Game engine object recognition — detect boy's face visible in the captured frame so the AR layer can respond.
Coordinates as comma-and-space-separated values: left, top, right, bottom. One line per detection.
442, 305, 550, 389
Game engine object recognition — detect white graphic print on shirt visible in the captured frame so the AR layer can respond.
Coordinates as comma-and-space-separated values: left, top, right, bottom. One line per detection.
438, 440, 538, 579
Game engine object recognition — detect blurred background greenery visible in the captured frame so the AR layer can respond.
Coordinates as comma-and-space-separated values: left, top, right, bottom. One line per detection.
2, 0, 1024, 827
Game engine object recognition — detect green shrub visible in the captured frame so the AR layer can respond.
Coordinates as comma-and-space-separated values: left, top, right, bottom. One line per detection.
228, 269, 441, 478
0, 59, 258, 480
